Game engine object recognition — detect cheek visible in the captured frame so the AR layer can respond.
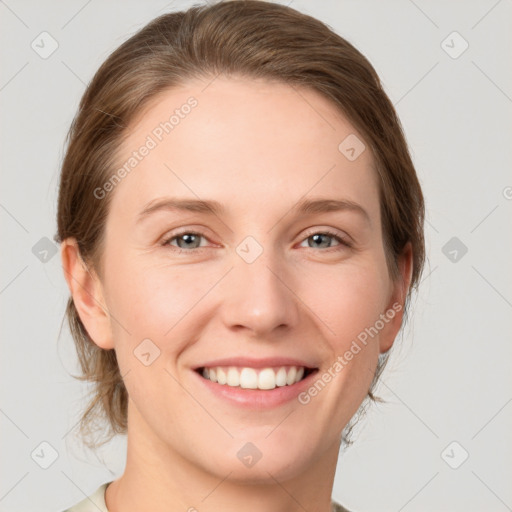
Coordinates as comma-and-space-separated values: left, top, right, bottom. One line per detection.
298, 259, 388, 400
299, 265, 386, 411
104, 255, 216, 345
301, 258, 390, 346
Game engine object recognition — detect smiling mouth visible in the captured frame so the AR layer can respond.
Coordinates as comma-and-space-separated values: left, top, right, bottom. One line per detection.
195, 365, 318, 390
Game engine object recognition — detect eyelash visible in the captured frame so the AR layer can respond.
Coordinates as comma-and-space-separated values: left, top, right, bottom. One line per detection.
161, 229, 352, 253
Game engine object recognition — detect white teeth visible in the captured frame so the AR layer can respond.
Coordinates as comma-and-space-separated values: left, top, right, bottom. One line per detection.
227, 367, 240, 387
240, 368, 258, 389
217, 367, 227, 385
258, 368, 276, 390
275, 367, 287, 387
200, 365, 308, 390
286, 366, 297, 385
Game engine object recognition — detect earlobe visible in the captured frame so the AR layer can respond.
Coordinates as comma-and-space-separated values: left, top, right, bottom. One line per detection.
60, 238, 114, 350
378, 242, 414, 354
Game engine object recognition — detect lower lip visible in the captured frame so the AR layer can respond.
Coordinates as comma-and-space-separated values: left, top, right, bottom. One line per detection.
192, 369, 319, 409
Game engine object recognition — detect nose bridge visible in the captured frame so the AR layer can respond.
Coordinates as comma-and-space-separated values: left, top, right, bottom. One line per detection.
221, 236, 300, 335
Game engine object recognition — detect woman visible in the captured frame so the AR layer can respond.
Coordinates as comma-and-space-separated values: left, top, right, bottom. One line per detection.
57, 1, 425, 510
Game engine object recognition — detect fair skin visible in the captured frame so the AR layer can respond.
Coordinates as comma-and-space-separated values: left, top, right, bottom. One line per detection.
61, 76, 412, 512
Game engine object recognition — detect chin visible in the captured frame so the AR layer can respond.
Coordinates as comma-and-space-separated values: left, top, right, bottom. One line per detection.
196, 436, 318, 484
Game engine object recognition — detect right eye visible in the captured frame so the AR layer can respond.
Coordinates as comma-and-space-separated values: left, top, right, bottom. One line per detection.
161, 231, 211, 251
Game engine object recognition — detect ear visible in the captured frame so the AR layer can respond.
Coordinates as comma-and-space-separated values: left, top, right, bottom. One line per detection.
60, 238, 114, 350
379, 242, 414, 354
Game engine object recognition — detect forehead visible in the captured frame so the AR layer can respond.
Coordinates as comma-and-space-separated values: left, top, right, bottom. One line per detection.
110, 76, 379, 222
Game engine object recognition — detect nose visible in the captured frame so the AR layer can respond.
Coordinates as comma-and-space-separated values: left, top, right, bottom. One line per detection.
219, 246, 300, 338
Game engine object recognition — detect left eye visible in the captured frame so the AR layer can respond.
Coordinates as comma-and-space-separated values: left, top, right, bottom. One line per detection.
299, 231, 349, 250
162, 230, 349, 251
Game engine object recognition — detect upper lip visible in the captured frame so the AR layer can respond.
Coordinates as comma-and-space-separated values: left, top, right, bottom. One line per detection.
193, 357, 318, 370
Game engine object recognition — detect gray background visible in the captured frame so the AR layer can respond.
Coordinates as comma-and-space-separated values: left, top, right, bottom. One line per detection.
1, 1, 511, 511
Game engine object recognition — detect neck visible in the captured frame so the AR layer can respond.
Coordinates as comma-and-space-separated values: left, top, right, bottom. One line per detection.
105, 399, 339, 512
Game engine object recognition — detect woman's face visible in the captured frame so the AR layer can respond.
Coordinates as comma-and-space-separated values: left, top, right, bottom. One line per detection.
89, 76, 409, 481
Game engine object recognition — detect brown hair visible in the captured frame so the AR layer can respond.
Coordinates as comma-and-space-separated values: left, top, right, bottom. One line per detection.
55, 0, 425, 449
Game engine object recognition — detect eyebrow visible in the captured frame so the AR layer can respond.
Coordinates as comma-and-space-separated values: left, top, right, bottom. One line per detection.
137, 197, 371, 225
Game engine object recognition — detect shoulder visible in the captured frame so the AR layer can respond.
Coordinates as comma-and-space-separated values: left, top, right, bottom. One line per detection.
61, 481, 111, 512
331, 499, 354, 512
61, 484, 350, 512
